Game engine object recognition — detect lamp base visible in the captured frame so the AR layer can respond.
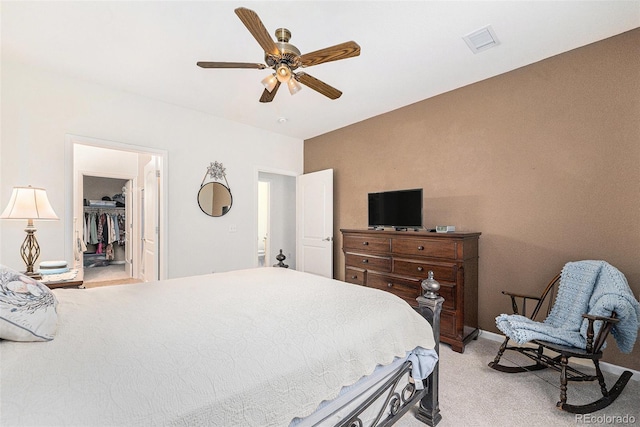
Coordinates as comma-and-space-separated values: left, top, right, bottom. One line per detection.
21, 220, 41, 277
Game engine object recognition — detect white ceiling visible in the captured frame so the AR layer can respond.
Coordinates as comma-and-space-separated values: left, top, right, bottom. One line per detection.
2, 1, 639, 140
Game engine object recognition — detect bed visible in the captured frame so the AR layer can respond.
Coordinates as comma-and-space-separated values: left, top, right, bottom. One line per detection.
0, 266, 443, 426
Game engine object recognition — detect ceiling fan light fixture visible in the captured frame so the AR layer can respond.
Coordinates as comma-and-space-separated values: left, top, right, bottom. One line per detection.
275, 63, 292, 83
261, 74, 278, 92
197, 8, 360, 103
287, 77, 302, 95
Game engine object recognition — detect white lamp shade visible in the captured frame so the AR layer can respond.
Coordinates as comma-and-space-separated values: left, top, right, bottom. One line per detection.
0, 186, 59, 220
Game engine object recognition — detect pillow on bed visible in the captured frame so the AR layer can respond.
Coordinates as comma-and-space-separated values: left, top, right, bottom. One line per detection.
0, 264, 58, 341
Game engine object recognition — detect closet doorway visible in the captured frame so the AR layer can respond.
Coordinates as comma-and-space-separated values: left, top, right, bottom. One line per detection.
82, 176, 132, 283
68, 135, 167, 285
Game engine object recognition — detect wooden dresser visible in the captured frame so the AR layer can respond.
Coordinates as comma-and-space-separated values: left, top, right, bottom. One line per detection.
341, 229, 480, 353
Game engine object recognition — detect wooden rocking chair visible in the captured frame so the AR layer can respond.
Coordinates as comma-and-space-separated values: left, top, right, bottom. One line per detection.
488, 272, 635, 414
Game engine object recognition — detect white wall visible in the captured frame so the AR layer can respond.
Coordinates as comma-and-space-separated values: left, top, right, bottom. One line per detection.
0, 60, 303, 278
269, 174, 296, 268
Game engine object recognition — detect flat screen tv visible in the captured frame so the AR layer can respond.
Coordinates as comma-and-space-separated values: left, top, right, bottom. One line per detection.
368, 188, 423, 229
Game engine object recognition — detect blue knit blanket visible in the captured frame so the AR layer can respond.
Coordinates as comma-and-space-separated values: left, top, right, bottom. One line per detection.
496, 260, 640, 353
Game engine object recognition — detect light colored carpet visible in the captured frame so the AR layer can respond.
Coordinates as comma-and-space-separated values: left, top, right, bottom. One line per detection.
83, 264, 142, 288
396, 334, 639, 426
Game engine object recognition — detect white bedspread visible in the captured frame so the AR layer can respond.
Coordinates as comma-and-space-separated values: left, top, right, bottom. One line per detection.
0, 268, 435, 426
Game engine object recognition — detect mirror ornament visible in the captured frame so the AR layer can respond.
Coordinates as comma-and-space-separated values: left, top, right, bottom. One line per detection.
198, 161, 232, 217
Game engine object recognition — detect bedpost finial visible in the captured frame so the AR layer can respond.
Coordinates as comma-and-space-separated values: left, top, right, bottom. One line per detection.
273, 249, 289, 268
421, 270, 440, 299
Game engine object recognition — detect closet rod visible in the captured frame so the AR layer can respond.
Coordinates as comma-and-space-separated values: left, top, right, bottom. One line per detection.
84, 207, 125, 212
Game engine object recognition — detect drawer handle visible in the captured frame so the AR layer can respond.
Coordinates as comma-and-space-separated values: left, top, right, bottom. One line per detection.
417, 246, 424, 250
362, 259, 369, 264
417, 266, 424, 272
363, 241, 369, 246
387, 282, 394, 288
351, 275, 358, 280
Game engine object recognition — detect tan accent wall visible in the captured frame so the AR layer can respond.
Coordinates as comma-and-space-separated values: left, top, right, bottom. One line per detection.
304, 29, 640, 370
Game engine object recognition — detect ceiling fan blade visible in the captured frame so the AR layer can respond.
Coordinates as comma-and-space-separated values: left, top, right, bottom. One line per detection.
299, 41, 361, 68
197, 62, 267, 69
259, 80, 281, 103
296, 73, 342, 99
234, 7, 280, 58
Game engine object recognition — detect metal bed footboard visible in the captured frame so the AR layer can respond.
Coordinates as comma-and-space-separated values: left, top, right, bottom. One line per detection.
322, 291, 444, 427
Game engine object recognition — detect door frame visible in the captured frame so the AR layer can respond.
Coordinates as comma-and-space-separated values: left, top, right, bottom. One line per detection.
257, 180, 271, 267
64, 134, 169, 280
253, 166, 297, 268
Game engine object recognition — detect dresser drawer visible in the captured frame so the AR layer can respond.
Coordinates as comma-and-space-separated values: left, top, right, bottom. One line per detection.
345, 267, 365, 286
367, 273, 421, 307
393, 259, 457, 282
438, 282, 456, 311
440, 310, 457, 337
392, 237, 457, 259
344, 235, 391, 253
345, 252, 391, 272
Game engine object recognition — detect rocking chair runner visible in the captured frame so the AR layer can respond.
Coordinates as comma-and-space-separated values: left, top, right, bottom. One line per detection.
488, 261, 640, 414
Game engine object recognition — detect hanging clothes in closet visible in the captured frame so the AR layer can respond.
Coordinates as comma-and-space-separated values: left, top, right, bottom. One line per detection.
84, 209, 126, 260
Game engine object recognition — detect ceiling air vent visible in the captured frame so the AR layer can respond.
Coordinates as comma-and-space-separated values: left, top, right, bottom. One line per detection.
463, 25, 500, 54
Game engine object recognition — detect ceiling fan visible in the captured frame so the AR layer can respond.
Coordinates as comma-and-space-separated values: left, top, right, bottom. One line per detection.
197, 7, 361, 103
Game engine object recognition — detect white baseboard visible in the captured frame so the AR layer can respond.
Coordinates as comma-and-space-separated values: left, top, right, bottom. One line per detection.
478, 329, 640, 382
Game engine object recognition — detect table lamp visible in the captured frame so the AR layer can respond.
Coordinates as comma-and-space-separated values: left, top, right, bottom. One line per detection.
1, 186, 59, 276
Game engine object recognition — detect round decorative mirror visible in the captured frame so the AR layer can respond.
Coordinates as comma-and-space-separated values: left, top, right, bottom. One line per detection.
198, 182, 232, 217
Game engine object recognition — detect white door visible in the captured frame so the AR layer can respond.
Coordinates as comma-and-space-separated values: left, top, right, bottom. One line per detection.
124, 180, 133, 277
141, 159, 159, 282
296, 169, 333, 278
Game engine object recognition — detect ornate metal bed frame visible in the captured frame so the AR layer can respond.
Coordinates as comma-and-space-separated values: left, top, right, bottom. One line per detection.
325, 286, 444, 427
